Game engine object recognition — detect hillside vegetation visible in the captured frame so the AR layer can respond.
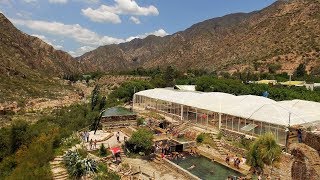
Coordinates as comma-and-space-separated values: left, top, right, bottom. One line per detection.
79, 0, 320, 75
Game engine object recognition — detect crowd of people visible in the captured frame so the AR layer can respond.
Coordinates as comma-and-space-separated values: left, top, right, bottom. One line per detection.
225, 154, 245, 169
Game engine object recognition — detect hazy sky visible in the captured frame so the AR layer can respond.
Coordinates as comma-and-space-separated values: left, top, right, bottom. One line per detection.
0, 0, 276, 57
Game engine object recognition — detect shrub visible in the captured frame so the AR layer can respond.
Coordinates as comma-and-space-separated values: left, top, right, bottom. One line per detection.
246, 133, 281, 170
126, 128, 153, 155
137, 117, 145, 126
99, 143, 107, 157
63, 150, 98, 178
196, 133, 205, 143
217, 132, 223, 140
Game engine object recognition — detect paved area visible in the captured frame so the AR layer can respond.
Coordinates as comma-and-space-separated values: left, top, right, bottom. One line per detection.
123, 158, 188, 180
84, 131, 128, 151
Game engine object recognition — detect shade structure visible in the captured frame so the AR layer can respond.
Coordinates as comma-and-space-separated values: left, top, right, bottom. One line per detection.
110, 147, 121, 155
134, 88, 320, 127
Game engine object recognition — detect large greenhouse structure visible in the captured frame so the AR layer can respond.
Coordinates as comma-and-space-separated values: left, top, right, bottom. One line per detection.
133, 88, 320, 145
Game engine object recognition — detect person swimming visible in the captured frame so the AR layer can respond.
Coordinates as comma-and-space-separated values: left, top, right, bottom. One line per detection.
187, 164, 196, 170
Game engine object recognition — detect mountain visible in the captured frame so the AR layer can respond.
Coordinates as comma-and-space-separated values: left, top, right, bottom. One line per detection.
0, 13, 85, 103
0, 13, 85, 77
78, 0, 320, 74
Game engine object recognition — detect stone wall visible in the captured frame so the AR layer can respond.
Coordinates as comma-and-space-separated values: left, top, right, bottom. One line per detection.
101, 115, 137, 123
290, 143, 320, 180
221, 142, 247, 157
220, 129, 245, 141
302, 131, 320, 155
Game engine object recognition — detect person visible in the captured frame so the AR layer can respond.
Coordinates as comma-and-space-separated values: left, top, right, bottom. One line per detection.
80, 132, 84, 142
94, 139, 97, 149
86, 131, 89, 142
226, 154, 230, 165
241, 156, 246, 165
297, 129, 302, 143
116, 132, 120, 142
233, 156, 238, 167
187, 164, 195, 170
89, 139, 93, 150
235, 158, 240, 169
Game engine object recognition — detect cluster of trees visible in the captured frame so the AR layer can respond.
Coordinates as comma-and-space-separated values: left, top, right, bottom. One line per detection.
107, 80, 154, 105
0, 104, 99, 179
195, 76, 320, 102
63, 71, 104, 83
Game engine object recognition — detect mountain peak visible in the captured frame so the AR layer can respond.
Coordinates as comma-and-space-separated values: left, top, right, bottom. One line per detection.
78, 0, 320, 74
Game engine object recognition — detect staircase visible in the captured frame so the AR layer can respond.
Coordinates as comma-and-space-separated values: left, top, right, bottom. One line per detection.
50, 156, 68, 180
211, 136, 227, 156
153, 154, 164, 164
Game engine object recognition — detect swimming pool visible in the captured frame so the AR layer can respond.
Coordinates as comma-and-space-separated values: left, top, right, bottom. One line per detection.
171, 155, 242, 180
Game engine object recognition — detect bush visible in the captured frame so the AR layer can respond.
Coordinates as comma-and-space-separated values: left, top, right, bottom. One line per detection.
137, 117, 145, 126
196, 133, 205, 143
126, 128, 153, 155
99, 143, 107, 157
63, 150, 98, 178
246, 133, 281, 170
217, 132, 223, 140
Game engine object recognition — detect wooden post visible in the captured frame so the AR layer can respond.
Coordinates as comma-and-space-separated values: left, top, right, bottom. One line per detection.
218, 113, 222, 130
180, 105, 183, 121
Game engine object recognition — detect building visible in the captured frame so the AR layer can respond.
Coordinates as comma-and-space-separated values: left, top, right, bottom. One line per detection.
133, 88, 320, 145
101, 107, 137, 128
254, 80, 277, 85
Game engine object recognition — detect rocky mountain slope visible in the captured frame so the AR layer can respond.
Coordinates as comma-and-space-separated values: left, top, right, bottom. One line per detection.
0, 13, 84, 77
0, 13, 86, 104
78, 0, 320, 74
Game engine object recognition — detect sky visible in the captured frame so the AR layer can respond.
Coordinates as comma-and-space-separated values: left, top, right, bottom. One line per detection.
0, 0, 276, 57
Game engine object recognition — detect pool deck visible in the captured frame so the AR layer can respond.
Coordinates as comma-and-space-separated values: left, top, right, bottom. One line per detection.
197, 147, 250, 176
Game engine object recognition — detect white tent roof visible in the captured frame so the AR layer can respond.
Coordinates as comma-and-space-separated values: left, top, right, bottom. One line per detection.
174, 85, 196, 91
135, 88, 320, 126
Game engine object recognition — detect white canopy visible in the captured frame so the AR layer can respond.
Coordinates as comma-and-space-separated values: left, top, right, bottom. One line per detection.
135, 88, 320, 126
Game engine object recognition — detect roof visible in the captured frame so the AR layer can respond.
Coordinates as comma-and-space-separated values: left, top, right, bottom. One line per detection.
280, 81, 305, 86
135, 88, 320, 126
255, 80, 277, 84
102, 107, 136, 117
174, 85, 196, 91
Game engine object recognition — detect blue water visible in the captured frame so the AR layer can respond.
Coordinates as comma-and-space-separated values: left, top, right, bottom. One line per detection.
171, 155, 242, 180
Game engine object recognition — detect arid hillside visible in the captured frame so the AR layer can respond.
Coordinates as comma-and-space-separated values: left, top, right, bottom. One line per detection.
78, 0, 320, 74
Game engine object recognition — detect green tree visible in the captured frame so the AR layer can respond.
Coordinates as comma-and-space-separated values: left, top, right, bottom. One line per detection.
246, 133, 282, 171
99, 96, 106, 110
99, 143, 108, 157
91, 85, 100, 110
268, 63, 281, 74
126, 128, 153, 154
295, 63, 307, 78
164, 66, 176, 87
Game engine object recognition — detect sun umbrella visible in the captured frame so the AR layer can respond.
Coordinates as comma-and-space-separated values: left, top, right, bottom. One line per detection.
110, 147, 121, 155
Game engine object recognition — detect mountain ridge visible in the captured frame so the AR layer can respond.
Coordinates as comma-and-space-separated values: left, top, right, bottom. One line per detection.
78, 0, 320, 75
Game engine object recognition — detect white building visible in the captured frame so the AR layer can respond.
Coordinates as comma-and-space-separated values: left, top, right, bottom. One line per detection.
133, 88, 320, 145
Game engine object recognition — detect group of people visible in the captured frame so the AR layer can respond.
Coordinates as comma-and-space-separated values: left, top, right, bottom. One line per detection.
89, 139, 98, 150
80, 131, 90, 142
225, 154, 244, 169
80, 131, 99, 150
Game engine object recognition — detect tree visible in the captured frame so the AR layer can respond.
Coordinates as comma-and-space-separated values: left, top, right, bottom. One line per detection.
295, 63, 307, 78
91, 85, 100, 110
268, 63, 281, 74
126, 128, 153, 154
246, 133, 282, 172
164, 66, 177, 87
99, 96, 106, 110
